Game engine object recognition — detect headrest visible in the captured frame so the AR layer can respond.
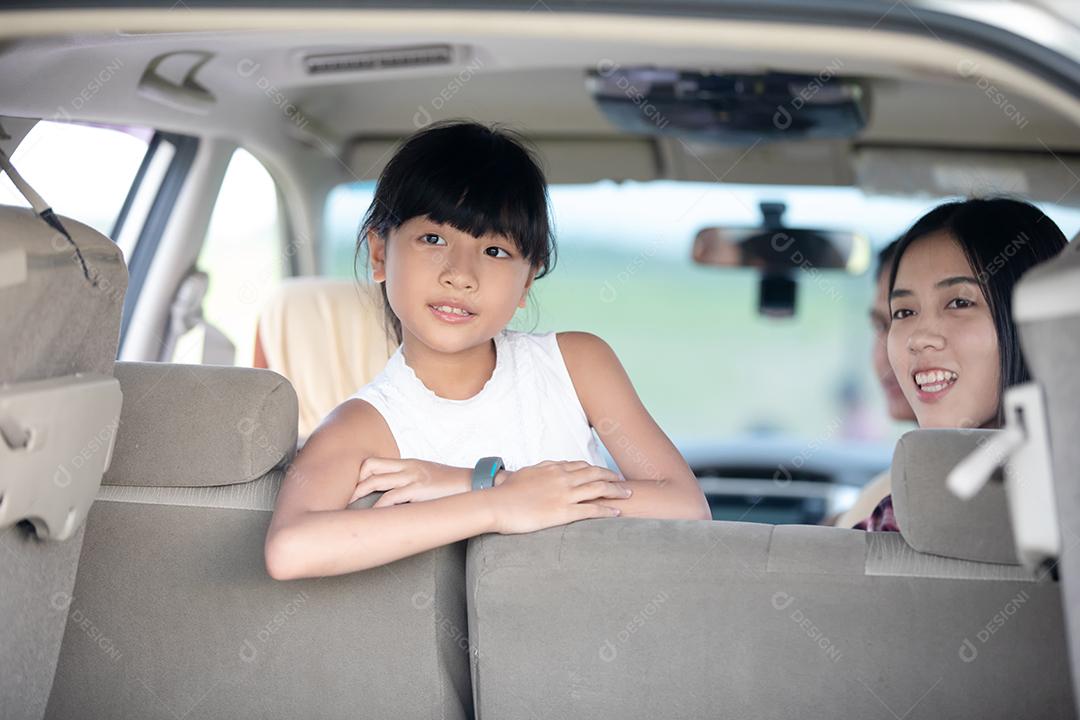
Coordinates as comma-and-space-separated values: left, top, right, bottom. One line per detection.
0, 177, 128, 540
104, 362, 298, 488
257, 278, 394, 438
1013, 240, 1078, 577
891, 429, 1018, 564
1013, 235, 1080, 324
0, 205, 127, 383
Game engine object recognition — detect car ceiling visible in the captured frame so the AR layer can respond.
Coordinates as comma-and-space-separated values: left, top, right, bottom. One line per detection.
0, 9, 1079, 197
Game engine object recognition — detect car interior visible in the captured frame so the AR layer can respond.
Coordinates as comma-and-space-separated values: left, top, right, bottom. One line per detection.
2, 1, 1079, 718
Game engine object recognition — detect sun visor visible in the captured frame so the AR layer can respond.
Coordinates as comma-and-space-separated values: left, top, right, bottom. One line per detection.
855, 147, 1080, 208
668, 138, 855, 186
346, 136, 660, 184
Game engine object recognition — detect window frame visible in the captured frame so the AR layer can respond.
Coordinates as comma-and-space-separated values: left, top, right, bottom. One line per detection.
119, 131, 200, 345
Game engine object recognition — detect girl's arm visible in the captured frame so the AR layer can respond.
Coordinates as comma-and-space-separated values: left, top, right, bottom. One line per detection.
558, 332, 712, 521
265, 398, 481, 579
264, 399, 628, 580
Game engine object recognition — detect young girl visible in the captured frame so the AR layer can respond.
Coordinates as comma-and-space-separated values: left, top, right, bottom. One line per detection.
265, 121, 710, 579
855, 196, 1068, 531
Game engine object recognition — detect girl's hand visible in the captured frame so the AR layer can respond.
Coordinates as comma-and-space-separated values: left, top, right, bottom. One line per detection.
350, 458, 470, 507
488, 460, 630, 534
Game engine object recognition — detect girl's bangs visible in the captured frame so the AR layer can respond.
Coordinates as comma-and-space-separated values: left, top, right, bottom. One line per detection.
423, 179, 540, 253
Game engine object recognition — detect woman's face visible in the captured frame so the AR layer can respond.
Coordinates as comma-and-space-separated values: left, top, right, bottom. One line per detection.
369, 216, 535, 353
887, 232, 1001, 429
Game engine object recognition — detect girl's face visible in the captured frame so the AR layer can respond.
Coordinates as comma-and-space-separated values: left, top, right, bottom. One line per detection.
887, 231, 1001, 429
369, 216, 535, 352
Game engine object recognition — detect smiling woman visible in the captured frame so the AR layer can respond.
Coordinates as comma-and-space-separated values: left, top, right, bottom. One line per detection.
887, 198, 1069, 430
854, 197, 1069, 532
889, 240, 1003, 429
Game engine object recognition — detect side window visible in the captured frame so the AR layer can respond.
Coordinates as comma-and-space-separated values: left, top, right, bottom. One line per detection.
323, 181, 375, 276
0, 120, 151, 237
175, 149, 284, 366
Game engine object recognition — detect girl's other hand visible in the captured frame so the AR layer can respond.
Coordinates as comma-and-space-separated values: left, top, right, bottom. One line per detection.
350, 458, 470, 507
488, 460, 629, 534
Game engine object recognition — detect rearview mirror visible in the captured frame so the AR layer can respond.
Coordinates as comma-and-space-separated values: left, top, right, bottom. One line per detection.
692, 202, 869, 317
693, 225, 860, 273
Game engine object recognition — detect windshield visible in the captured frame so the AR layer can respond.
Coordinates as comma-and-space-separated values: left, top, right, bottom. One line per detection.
323, 180, 1080, 451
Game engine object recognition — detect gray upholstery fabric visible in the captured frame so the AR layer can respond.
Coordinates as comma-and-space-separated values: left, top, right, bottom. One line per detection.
96, 469, 286, 510
96, 471, 395, 514
0, 206, 126, 382
467, 519, 1073, 720
891, 429, 1019, 564
0, 523, 85, 720
864, 532, 1037, 581
1, 205, 126, 720
45, 477, 473, 720
1021, 316, 1080, 522
1019, 305, 1080, 712
104, 362, 299, 487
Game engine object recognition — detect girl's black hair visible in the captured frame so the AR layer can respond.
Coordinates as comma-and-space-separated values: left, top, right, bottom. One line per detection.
355, 120, 556, 344
888, 197, 1068, 426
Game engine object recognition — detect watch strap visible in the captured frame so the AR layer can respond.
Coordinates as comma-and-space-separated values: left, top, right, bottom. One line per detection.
472, 456, 504, 491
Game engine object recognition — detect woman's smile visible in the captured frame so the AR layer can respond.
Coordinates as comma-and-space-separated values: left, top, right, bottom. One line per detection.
912, 367, 959, 402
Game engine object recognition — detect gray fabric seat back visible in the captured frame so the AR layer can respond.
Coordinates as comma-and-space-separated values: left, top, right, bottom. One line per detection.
466, 430, 1073, 719
0, 210, 126, 383
469, 521, 1070, 719
0, 184, 128, 720
1014, 239, 1080, 711
45, 363, 472, 720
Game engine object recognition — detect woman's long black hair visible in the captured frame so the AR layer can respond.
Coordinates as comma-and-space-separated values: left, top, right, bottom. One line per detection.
355, 120, 556, 344
887, 197, 1068, 426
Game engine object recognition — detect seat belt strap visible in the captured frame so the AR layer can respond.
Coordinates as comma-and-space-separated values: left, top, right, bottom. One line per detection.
0, 145, 96, 285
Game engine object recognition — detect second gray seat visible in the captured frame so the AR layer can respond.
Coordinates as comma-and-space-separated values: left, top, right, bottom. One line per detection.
45, 363, 472, 720
466, 429, 1073, 719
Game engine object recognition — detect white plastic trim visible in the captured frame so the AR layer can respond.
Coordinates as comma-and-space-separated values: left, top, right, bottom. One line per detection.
0, 374, 122, 541
1013, 244, 1080, 322
948, 382, 1061, 570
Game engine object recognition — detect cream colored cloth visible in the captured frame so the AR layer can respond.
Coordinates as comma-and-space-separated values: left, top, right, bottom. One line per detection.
257, 278, 395, 439
835, 468, 891, 528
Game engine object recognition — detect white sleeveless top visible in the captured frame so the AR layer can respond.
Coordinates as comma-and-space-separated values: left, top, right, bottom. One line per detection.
350, 329, 607, 472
